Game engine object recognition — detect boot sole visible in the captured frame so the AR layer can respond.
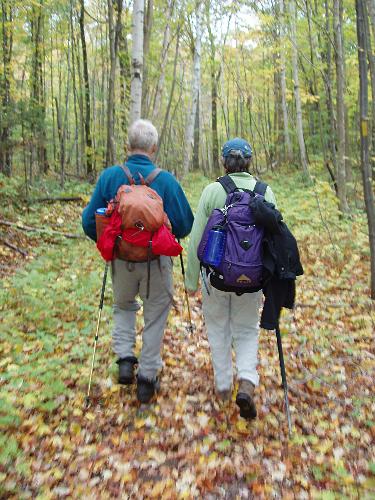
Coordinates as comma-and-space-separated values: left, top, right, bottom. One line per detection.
236, 393, 257, 420
118, 376, 134, 385
136, 389, 155, 404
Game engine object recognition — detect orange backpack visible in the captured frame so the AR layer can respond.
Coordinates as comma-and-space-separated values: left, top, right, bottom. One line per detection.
114, 164, 170, 262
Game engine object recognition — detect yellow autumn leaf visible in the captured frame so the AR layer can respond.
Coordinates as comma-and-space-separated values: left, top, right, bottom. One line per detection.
149, 480, 166, 498
121, 473, 133, 484
147, 448, 166, 464
134, 418, 145, 429
236, 420, 250, 434
37, 424, 51, 437
70, 422, 81, 435
315, 439, 333, 454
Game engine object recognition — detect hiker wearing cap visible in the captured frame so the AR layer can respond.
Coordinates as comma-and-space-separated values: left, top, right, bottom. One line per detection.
185, 138, 277, 419
82, 119, 194, 404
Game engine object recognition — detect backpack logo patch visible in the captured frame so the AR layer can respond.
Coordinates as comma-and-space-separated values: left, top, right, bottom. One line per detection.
237, 274, 252, 283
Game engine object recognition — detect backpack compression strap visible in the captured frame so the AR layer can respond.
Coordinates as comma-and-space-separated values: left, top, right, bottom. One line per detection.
217, 175, 268, 196
144, 167, 162, 186
253, 180, 268, 196
121, 164, 135, 185
217, 175, 238, 194
121, 165, 162, 186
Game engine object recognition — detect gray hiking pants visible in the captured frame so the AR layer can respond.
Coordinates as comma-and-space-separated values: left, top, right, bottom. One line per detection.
111, 256, 173, 380
202, 284, 262, 391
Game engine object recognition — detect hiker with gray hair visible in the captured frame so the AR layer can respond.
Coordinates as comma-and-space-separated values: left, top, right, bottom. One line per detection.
185, 138, 277, 420
82, 119, 193, 404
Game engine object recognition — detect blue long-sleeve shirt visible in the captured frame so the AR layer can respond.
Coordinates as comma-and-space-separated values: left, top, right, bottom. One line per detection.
82, 154, 194, 241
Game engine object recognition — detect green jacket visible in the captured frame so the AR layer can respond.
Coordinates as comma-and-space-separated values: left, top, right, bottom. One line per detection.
185, 172, 277, 292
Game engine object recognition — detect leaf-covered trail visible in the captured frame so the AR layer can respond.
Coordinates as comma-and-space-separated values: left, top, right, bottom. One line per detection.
1, 172, 374, 498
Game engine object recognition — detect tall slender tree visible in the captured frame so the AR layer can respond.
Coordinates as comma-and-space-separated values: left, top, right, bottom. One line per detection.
288, 0, 308, 174
78, 0, 93, 179
0, 0, 13, 176
106, 0, 122, 166
130, 0, 144, 124
333, 0, 349, 212
356, 0, 375, 298
183, 2, 202, 174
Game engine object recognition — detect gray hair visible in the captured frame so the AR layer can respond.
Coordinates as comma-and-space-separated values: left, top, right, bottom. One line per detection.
128, 119, 158, 152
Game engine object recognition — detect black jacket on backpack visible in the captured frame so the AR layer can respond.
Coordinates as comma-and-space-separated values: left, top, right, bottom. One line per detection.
260, 221, 304, 330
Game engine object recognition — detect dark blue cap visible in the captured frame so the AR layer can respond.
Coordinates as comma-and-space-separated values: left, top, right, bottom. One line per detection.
221, 138, 252, 158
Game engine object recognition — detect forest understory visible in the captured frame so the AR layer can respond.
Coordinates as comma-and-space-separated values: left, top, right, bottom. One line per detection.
0, 169, 374, 498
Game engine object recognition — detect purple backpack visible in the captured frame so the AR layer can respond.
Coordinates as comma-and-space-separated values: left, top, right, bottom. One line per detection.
197, 176, 269, 293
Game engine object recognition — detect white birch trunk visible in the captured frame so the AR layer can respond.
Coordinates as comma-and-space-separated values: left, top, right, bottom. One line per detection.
130, 0, 144, 124
183, 3, 202, 174
288, 0, 308, 174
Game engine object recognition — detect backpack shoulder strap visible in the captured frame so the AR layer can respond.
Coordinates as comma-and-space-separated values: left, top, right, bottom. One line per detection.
121, 164, 135, 185
217, 175, 238, 194
144, 167, 162, 186
254, 180, 268, 196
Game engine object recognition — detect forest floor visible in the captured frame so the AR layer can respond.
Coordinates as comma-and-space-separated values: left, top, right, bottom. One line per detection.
0, 168, 374, 499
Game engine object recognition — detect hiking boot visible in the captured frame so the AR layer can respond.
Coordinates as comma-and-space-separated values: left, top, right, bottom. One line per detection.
117, 357, 138, 385
216, 389, 231, 402
236, 379, 257, 420
136, 375, 158, 404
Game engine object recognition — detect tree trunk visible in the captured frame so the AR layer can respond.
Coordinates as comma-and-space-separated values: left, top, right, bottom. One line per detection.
106, 0, 122, 166
130, 0, 144, 124
78, 0, 93, 179
364, 0, 375, 178
30, 2, 49, 176
333, 0, 349, 212
118, 10, 131, 154
193, 91, 200, 170
207, 4, 219, 173
141, 0, 153, 116
151, 0, 174, 122
183, 3, 202, 175
288, 0, 308, 174
156, 26, 180, 160
356, 0, 375, 299
0, 0, 13, 176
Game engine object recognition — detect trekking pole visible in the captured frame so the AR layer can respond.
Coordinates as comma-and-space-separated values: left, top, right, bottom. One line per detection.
85, 261, 109, 407
275, 325, 292, 436
178, 244, 194, 334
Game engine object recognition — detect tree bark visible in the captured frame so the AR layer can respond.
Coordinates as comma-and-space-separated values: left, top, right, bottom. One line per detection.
78, 0, 93, 179
151, 0, 174, 122
156, 26, 180, 159
30, 1, 49, 175
141, 0, 153, 116
288, 0, 308, 174
118, 11, 131, 154
356, 0, 375, 299
130, 0, 144, 124
106, 0, 122, 166
333, 0, 349, 212
0, 0, 13, 176
207, 4, 220, 173
183, 3, 202, 175
364, 0, 375, 178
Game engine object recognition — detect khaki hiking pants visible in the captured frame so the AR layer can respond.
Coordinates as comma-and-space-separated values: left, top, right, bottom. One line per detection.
111, 256, 173, 380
